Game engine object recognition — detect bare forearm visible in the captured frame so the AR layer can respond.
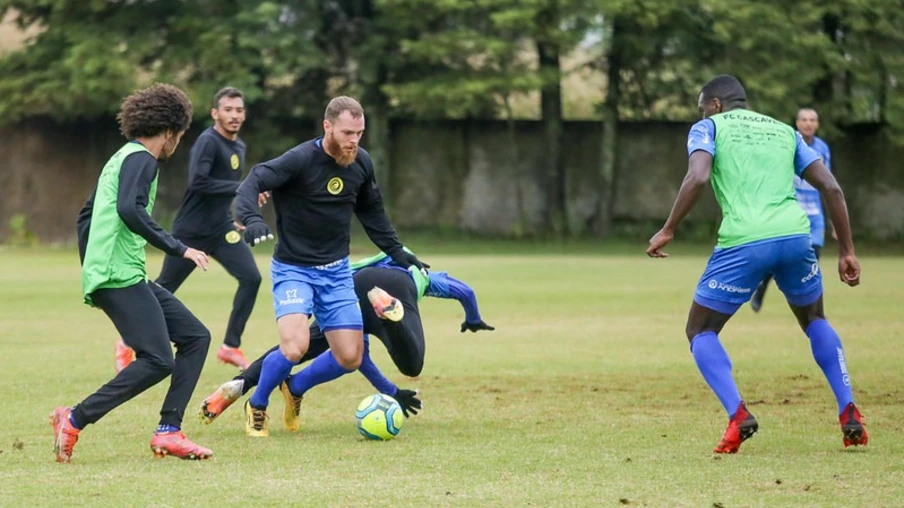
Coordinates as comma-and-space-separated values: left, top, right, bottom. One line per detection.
822, 185, 854, 254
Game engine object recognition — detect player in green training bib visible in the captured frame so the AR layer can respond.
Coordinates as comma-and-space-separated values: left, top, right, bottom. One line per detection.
51, 84, 215, 463
647, 75, 867, 454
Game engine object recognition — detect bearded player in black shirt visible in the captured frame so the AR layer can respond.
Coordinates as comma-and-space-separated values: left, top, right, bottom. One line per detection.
115, 87, 267, 372
234, 96, 426, 436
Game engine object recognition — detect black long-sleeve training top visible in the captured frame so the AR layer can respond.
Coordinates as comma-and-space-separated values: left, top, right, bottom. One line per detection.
171, 127, 246, 237
77, 151, 186, 264
235, 138, 404, 267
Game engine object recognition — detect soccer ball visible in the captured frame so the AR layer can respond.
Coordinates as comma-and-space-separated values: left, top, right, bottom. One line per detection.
355, 394, 404, 440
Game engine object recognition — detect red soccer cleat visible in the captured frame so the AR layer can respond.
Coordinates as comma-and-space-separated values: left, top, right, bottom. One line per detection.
713, 402, 759, 454
49, 406, 80, 463
840, 402, 869, 448
217, 346, 251, 371
150, 431, 213, 460
115, 338, 135, 374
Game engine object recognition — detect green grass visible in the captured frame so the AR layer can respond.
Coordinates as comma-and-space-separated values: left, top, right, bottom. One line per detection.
1, 242, 903, 507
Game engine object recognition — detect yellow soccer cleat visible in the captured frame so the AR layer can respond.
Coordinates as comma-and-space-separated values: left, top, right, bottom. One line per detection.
279, 381, 303, 432
367, 286, 404, 322
243, 400, 269, 437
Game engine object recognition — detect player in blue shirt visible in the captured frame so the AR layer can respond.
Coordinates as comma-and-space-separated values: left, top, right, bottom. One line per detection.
751, 108, 833, 312
198, 252, 493, 433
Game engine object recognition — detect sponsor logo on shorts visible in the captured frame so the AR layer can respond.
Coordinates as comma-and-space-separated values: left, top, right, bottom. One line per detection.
327, 177, 344, 195
225, 230, 241, 244
707, 279, 751, 294
801, 263, 820, 283
278, 289, 305, 306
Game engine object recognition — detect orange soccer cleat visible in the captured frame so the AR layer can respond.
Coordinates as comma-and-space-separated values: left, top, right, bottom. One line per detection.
50, 407, 80, 463
150, 431, 213, 460
115, 338, 135, 373
713, 402, 759, 454
198, 379, 244, 424
217, 345, 251, 371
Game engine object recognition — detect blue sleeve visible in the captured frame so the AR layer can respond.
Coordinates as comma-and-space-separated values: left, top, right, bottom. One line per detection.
426, 272, 482, 324
687, 119, 715, 157
817, 138, 831, 172
357, 337, 397, 396
793, 133, 822, 176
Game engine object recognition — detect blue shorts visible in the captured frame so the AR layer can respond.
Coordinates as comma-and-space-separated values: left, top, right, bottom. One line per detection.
695, 235, 823, 315
271, 257, 362, 332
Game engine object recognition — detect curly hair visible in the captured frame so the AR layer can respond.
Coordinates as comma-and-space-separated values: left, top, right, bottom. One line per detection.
117, 83, 194, 139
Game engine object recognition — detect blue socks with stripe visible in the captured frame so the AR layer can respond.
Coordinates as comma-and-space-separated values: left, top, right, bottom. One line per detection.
691, 331, 743, 419
807, 319, 854, 414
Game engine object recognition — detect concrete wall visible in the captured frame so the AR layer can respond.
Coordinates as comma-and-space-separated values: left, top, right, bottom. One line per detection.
1, 117, 901, 243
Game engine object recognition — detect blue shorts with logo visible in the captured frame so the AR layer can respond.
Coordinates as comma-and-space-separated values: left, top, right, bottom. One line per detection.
695, 234, 822, 315
271, 257, 362, 332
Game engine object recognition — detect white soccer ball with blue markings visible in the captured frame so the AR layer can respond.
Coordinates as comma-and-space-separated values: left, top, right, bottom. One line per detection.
355, 394, 404, 440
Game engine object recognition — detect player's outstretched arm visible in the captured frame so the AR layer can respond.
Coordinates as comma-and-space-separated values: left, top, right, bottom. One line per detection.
187, 136, 240, 196
116, 153, 187, 258
801, 160, 860, 286
648, 151, 712, 258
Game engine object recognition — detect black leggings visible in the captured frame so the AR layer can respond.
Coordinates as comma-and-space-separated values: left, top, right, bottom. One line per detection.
157, 232, 261, 348
72, 281, 210, 428
237, 267, 426, 393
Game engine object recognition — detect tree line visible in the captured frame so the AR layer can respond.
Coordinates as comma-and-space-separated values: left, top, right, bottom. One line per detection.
1, 0, 901, 235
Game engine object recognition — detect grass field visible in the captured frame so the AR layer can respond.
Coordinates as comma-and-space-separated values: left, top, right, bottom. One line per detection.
1, 241, 903, 507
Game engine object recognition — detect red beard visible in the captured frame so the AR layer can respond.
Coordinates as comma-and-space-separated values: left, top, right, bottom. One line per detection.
325, 133, 358, 167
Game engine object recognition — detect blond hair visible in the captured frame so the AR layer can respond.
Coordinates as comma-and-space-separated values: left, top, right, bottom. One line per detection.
324, 96, 364, 122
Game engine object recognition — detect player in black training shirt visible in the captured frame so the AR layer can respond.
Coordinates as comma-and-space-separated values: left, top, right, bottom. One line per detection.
113, 88, 266, 372
234, 96, 426, 436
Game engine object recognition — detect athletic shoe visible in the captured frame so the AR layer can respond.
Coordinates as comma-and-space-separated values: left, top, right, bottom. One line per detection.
713, 402, 759, 454
840, 402, 869, 448
217, 346, 251, 371
367, 286, 404, 322
50, 407, 80, 463
198, 379, 244, 425
280, 380, 303, 432
150, 431, 213, 460
244, 400, 269, 437
115, 338, 135, 373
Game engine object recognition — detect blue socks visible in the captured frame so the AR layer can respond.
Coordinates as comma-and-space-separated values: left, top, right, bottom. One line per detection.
287, 350, 353, 398
691, 332, 743, 419
357, 338, 397, 396
250, 350, 296, 409
807, 319, 854, 414
68, 413, 81, 430
156, 424, 179, 434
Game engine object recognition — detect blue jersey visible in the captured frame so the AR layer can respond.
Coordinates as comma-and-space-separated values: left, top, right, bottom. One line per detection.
792, 135, 831, 245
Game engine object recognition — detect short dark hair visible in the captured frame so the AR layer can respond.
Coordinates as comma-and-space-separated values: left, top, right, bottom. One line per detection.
701, 75, 747, 105
213, 87, 244, 109
117, 83, 193, 139
324, 96, 364, 123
